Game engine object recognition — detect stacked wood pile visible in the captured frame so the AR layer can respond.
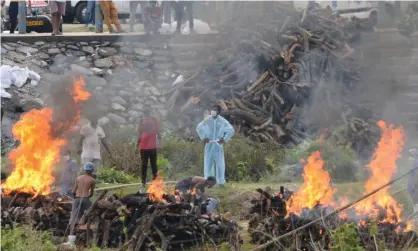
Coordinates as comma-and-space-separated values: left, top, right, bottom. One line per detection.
1, 190, 241, 250
166, 3, 369, 146
248, 188, 417, 251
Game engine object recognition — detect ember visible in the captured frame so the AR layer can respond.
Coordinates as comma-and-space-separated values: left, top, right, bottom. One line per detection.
2, 78, 90, 198
147, 173, 167, 202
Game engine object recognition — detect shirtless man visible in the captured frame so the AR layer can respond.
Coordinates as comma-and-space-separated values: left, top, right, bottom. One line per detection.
175, 176, 216, 201
66, 162, 96, 244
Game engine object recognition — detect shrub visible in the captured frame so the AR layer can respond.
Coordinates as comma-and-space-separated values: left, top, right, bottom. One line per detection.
96, 167, 140, 184
160, 135, 204, 179
101, 126, 140, 174
1, 225, 56, 251
224, 136, 276, 182
330, 223, 365, 251
301, 140, 360, 182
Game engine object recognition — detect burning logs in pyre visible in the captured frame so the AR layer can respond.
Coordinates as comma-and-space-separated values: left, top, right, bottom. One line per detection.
1, 178, 241, 250
248, 121, 417, 250
166, 3, 366, 145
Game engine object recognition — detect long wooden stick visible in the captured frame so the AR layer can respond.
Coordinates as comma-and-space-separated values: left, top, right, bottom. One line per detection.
251, 166, 418, 251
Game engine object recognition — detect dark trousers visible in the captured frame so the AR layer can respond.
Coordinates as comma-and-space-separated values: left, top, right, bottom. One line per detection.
174, 1, 193, 31
140, 149, 158, 185
8, 2, 18, 34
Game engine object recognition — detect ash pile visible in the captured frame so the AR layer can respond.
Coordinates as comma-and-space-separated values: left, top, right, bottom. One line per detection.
165, 2, 378, 147
1, 187, 241, 250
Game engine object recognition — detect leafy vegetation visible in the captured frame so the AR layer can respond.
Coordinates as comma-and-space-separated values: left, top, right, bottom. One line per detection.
283, 139, 360, 182
1, 225, 56, 251
96, 167, 140, 184
330, 223, 365, 251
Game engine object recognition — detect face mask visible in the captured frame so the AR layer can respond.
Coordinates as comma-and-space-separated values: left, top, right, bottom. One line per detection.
62, 155, 70, 162
210, 110, 217, 117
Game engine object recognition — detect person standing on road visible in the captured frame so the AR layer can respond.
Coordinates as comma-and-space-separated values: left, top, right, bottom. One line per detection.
48, 0, 66, 35
78, 117, 112, 176
99, 0, 125, 33
136, 106, 161, 188
84, 0, 96, 28
65, 162, 96, 245
196, 104, 235, 188
173, 1, 194, 33
129, 0, 148, 32
7, 0, 18, 34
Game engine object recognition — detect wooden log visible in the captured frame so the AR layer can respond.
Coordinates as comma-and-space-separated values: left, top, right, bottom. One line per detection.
134, 209, 162, 251
247, 71, 269, 92
79, 190, 108, 225
101, 220, 111, 248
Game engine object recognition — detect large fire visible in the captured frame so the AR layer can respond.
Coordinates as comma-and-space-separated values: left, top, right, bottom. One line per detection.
2, 78, 90, 197
147, 173, 167, 203
287, 151, 336, 216
354, 121, 405, 224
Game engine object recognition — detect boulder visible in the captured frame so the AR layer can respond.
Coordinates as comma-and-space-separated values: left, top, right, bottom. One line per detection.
70, 64, 93, 75
98, 47, 117, 57
94, 57, 113, 68
108, 113, 127, 124
47, 48, 61, 55
110, 96, 128, 106
134, 48, 153, 57
82, 46, 95, 54
98, 116, 110, 126
66, 45, 79, 50
17, 46, 38, 54
31, 59, 48, 68
111, 103, 126, 111
36, 52, 50, 60
34, 41, 45, 46
85, 75, 108, 86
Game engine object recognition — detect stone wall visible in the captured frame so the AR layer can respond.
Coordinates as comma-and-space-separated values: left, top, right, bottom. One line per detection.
0, 35, 218, 152
1, 35, 217, 129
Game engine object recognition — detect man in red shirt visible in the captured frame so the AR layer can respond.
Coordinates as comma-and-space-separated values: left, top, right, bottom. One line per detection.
136, 106, 161, 187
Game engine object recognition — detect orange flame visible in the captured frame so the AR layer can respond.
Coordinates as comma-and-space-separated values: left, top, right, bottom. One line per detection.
354, 121, 406, 225
2, 78, 90, 198
287, 151, 336, 216
147, 174, 167, 202
71, 77, 90, 102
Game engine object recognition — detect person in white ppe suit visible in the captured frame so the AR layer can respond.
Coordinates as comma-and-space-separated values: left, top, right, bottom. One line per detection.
196, 104, 234, 187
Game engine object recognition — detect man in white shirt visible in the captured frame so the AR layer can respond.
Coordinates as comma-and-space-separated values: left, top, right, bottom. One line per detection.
78, 117, 112, 175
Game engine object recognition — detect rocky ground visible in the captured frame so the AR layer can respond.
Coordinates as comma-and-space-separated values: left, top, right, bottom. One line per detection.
0, 38, 213, 154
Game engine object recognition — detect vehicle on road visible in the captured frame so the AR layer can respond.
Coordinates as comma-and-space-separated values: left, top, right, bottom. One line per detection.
1, 0, 62, 33
293, 0, 398, 26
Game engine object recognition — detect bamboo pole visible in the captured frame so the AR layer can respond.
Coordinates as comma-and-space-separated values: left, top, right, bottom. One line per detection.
251, 165, 418, 251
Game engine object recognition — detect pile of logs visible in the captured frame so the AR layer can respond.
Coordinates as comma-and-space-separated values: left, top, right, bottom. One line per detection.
166, 3, 366, 145
1, 190, 241, 250
248, 188, 417, 251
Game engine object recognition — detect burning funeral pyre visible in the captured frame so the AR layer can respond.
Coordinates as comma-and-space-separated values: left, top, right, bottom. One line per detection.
1, 77, 240, 250
248, 121, 417, 251
2, 180, 241, 250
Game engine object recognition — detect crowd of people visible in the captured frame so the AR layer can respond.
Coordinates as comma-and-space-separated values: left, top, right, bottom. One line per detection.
2, 0, 197, 35
57, 104, 235, 244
